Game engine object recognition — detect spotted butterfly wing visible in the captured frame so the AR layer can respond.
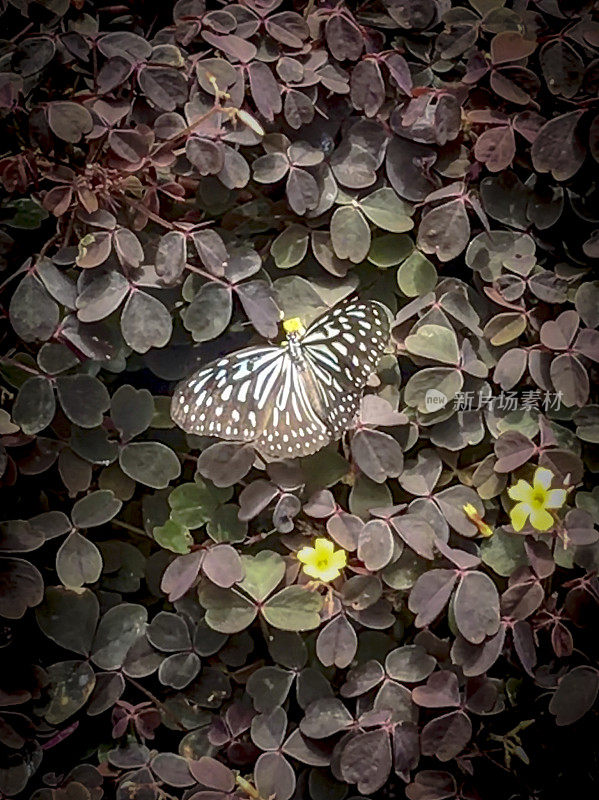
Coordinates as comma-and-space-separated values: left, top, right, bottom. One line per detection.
171, 301, 389, 459
301, 302, 389, 436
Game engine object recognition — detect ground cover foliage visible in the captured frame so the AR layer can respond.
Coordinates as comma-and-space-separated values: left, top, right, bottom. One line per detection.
1, 0, 599, 798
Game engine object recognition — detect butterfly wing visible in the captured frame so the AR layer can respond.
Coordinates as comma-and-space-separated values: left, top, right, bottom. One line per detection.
171, 300, 390, 460
301, 301, 390, 389
301, 301, 390, 432
252, 356, 332, 459
171, 345, 286, 442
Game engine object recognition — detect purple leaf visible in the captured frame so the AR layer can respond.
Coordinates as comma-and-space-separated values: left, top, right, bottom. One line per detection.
197, 443, 255, 489
454, 571, 501, 644
550, 353, 589, 407
451, 627, 507, 677
494, 430, 536, 473
392, 722, 420, 777
189, 757, 235, 792
408, 570, 458, 627
339, 729, 392, 794
350, 59, 385, 117
385, 645, 436, 683
341, 659, 385, 697
300, 697, 353, 738
239, 480, 279, 521
513, 619, 537, 677
549, 666, 599, 726
420, 710, 472, 761
248, 62, 281, 123
391, 516, 436, 560
325, 14, 364, 61
540, 310, 579, 350
412, 671, 460, 708
304, 490, 336, 518
327, 511, 362, 550
235, 280, 280, 339
160, 551, 203, 602
316, 615, 357, 668
501, 580, 544, 620
406, 770, 457, 800
418, 199, 470, 262
358, 519, 394, 570
351, 429, 403, 484
474, 126, 515, 172
203, 545, 244, 589
531, 110, 586, 181
254, 752, 296, 800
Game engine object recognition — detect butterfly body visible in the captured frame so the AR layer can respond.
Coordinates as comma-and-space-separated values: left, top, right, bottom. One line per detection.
171, 300, 389, 459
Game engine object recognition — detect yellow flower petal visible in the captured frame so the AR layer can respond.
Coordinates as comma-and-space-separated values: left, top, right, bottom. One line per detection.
297, 538, 346, 582
314, 538, 335, 555
534, 467, 554, 490
303, 563, 323, 580
479, 522, 494, 538
331, 550, 347, 570
297, 547, 315, 564
316, 566, 342, 583
529, 507, 554, 531
545, 489, 566, 509
510, 502, 531, 532
508, 479, 533, 502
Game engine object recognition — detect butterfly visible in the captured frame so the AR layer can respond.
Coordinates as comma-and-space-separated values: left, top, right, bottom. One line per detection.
171, 300, 390, 459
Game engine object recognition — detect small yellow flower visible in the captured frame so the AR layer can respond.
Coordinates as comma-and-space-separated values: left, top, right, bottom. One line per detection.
463, 503, 493, 537
507, 467, 567, 532
282, 317, 306, 336
297, 538, 347, 582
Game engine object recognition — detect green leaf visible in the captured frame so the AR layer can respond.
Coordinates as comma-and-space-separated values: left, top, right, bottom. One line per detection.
262, 586, 323, 631
91, 603, 147, 670
110, 385, 154, 441
405, 324, 460, 365
368, 233, 413, 268
4, 198, 49, 229
71, 489, 122, 528
360, 188, 414, 232
119, 441, 181, 489
56, 532, 103, 589
36, 587, 99, 657
271, 224, 309, 269
404, 368, 464, 413
56, 374, 110, 428
45, 660, 96, 724
330, 205, 371, 263
121, 290, 173, 353
397, 250, 438, 296
207, 504, 248, 543
154, 519, 193, 554
480, 529, 527, 577
199, 584, 257, 633
239, 551, 286, 602
12, 375, 56, 434
169, 479, 228, 528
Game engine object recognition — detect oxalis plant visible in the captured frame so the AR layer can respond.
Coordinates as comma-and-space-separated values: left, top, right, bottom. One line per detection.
1, 1, 599, 799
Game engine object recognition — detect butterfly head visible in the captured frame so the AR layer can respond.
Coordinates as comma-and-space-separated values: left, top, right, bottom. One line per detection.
282, 316, 306, 342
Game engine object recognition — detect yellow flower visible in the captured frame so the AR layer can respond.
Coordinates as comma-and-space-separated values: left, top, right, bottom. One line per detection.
507, 467, 567, 532
297, 538, 347, 582
282, 317, 306, 336
463, 503, 493, 538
